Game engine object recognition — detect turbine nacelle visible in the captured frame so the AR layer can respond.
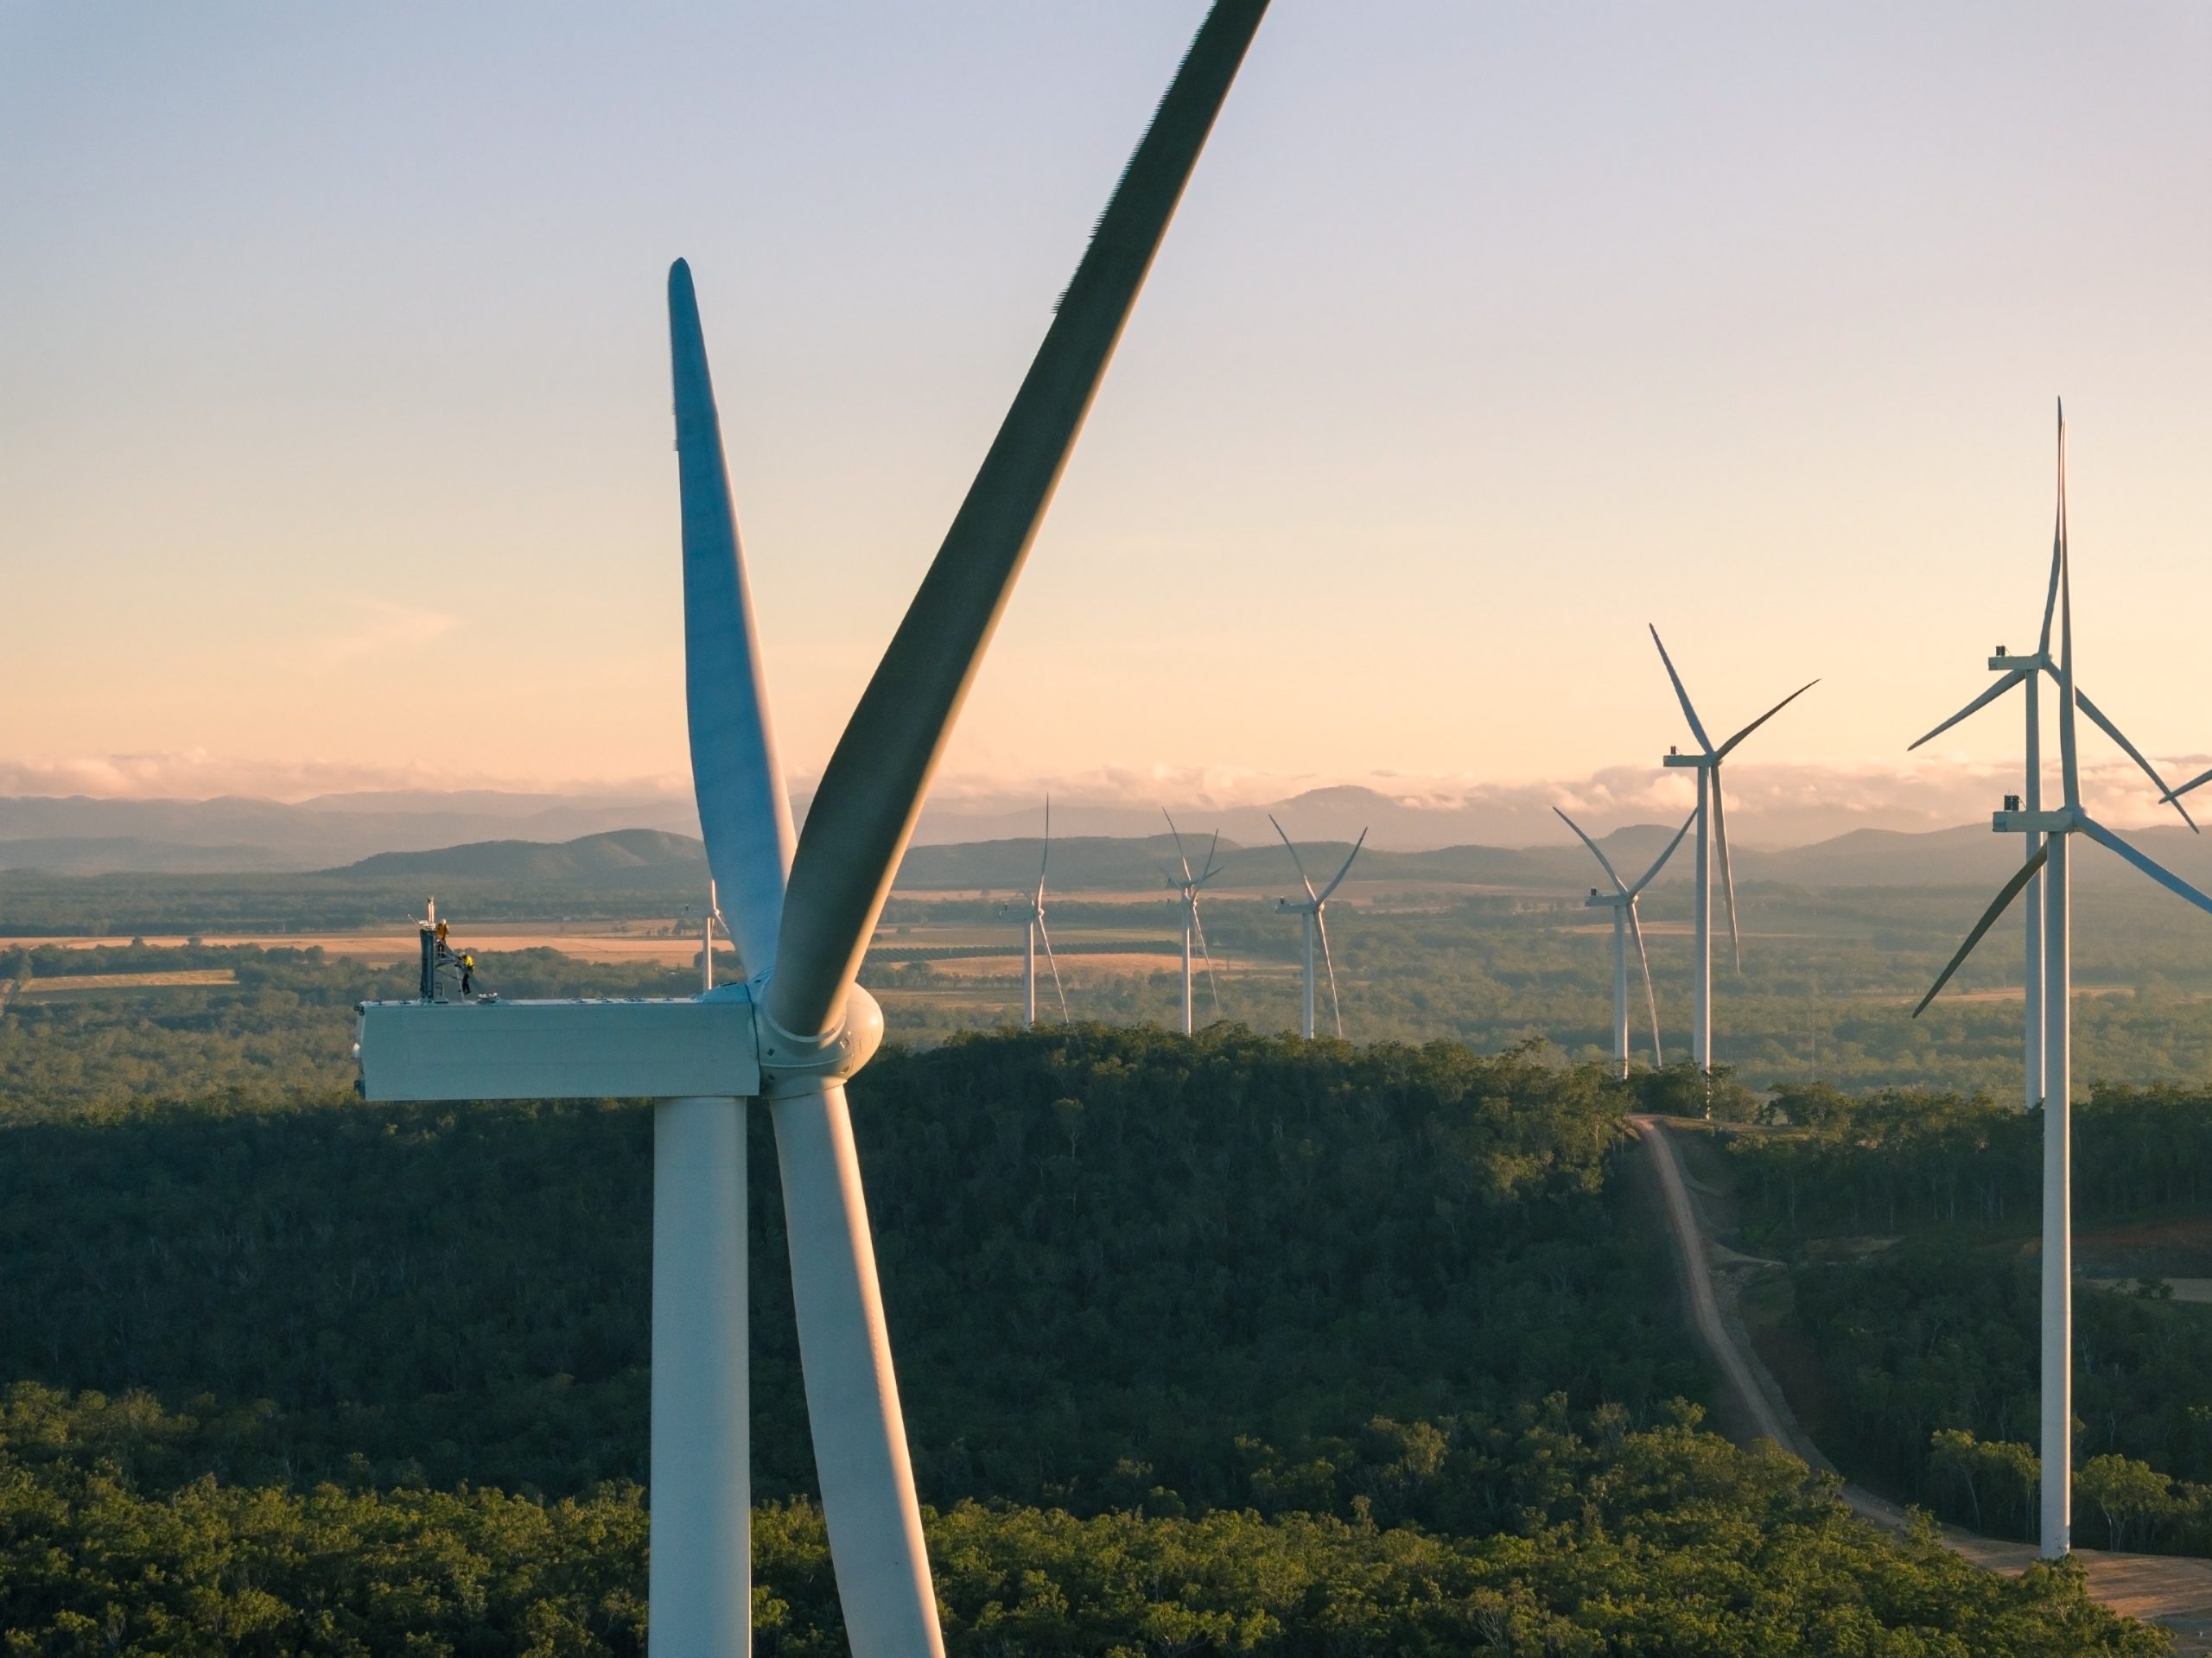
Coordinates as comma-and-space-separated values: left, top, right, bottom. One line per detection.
1993, 806, 2076, 835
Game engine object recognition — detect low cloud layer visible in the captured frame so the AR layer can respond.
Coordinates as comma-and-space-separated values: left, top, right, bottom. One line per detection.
2, 752, 2202, 852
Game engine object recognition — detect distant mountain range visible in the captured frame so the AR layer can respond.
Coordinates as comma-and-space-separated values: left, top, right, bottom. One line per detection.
0, 793, 699, 875
333, 829, 708, 889
3, 784, 2205, 889
296, 819, 2212, 899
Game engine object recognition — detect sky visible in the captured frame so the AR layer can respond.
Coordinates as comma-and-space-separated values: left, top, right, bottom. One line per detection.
6, 2, 2212, 830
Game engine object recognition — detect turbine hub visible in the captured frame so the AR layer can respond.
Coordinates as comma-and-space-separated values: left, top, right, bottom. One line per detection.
753, 981, 886, 1097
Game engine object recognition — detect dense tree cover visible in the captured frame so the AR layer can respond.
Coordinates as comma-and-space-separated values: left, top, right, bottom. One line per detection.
0, 1390, 2163, 1656
1788, 1244, 2212, 1551
1728, 1083, 2212, 1244
1716, 1082, 2212, 1558
0, 1029, 1694, 1511
0, 1018, 2189, 1648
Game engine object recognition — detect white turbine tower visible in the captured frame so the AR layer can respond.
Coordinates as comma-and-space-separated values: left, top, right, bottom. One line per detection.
1914, 403, 2212, 1560
1271, 816, 1365, 1040
353, 6, 1271, 1650
1554, 807, 1694, 1078
1163, 810, 1224, 1036
1649, 628, 1818, 1077
1000, 799, 1068, 1029
1908, 499, 2193, 1108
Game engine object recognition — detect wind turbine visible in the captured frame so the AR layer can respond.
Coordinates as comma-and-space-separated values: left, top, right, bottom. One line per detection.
353, 6, 1272, 1650
1908, 495, 2194, 1109
1271, 816, 1365, 1039
1914, 403, 2212, 1560
680, 879, 734, 994
1554, 807, 1694, 1078
1162, 810, 1224, 1035
999, 798, 1068, 1029
1649, 628, 1818, 1075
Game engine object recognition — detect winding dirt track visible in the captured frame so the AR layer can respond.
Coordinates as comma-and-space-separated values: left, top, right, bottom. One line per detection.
1629, 1114, 2212, 1654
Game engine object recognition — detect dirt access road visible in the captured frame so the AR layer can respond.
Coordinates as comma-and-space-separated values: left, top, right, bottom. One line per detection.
1630, 1114, 2212, 1654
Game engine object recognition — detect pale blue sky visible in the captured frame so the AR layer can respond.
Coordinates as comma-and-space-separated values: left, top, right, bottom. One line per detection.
6, 3, 2211, 804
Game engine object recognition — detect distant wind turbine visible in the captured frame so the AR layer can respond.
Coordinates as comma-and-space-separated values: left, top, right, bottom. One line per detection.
1914, 402, 2212, 1560
1163, 810, 1224, 1035
1649, 628, 1819, 1076
1555, 807, 1694, 1078
1908, 483, 2194, 1107
1271, 816, 1365, 1039
1000, 798, 1068, 1029
679, 879, 734, 994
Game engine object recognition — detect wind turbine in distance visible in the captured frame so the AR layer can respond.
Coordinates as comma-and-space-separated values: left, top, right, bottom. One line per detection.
679, 880, 733, 994
353, 3, 1274, 1649
1163, 810, 1224, 1036
1914, 402, 2212, 1560
1000, 798, 1069, 1029
1271, 816, 1365, 1039
1649, 627, 1818, 1077
1907, 503, 2195, 1109
1554, 807, 1694, 1078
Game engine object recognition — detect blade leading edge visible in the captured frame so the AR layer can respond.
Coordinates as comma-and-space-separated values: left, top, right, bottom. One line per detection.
1318, 828, 1369, 904
1907, 669, 2027, 753
1649, 626, 1714, 754
2076, 689, 2197, 832
1628, 902, 1662, 1067
2079, 817, 2212, 919
671, 260, 797, 979
1713, 774, 1742, 972
1912, 844, 2052, 1018
1626, 810, 1697, 899
1555, 805, 1627, 895
766, 1, 1272, 1041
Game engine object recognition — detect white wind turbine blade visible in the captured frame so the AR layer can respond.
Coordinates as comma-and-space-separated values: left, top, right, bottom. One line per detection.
1034, 914, 1071, 1021
1316, 908, 1344, 1037
1713, 679, 1820, 760
1191, 904, 1224, 1019
709, 880, 734, 961
1626, 810, 1697, 899
1270, 814, 1320, 904
766, 0, 1271, 1044
751, 10, 1271, 1653
766, 1083, 936, 1655
2056, 413, 2080, 812
2164, 765, 2212, 806
1712, 775, 1742, 972
1628, 901, 1662, 1067
1912, 845, 2053, 1018
1197, 829, 1224, 886
2075, 689, 2198, 831
671, 261, 795, 980
2040, 407, 2065, 658
2079, 819, 2212, 918
1317, 828, 1368, 903
1907, 668, 2029, 753
1037, 795, 1052, 905
1554, 805, 1628, 895
1649, 626, 1714, 753
1163, 807, 1195, 886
